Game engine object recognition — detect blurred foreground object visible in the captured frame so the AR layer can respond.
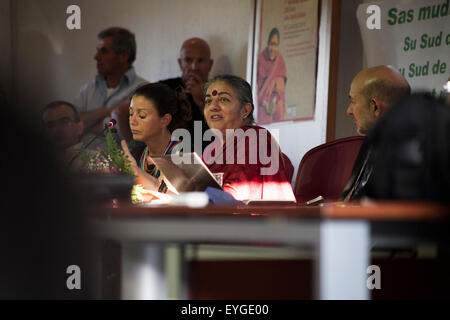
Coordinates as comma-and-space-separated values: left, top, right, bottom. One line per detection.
1, 99, 93, 298
444, 77, 450, 105
363, 93, 450, 202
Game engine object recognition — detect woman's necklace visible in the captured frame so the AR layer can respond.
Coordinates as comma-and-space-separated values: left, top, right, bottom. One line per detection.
140, 140, 178, 178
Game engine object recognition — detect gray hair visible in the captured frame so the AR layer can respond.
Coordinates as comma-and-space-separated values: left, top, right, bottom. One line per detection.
98, 27, 136, 65
204, 74, 255, 125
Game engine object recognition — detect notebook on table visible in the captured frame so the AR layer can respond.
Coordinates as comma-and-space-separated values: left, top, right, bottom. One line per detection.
151, 152, 296, 206
149, 152, 222, 194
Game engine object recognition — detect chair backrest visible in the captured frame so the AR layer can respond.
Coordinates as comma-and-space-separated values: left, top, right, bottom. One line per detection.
293, 136, 364, 203
281, 152, 294, 183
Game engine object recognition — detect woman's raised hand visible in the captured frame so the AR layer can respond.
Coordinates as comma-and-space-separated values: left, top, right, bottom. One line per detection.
121, 140, 160, 190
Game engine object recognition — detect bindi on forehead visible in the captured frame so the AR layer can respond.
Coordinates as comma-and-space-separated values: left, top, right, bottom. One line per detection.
212, 90, 218, 96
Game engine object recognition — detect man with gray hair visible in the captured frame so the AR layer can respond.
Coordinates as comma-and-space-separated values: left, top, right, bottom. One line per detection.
74, 27, 147, 149
341, 65, 411, 201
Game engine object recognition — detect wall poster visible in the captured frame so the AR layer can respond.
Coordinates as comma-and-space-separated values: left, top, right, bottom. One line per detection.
254, 0, 319, 125
357, 0, 449, 96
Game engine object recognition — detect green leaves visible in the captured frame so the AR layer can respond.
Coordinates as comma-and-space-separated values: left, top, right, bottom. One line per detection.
104, 128, 134, 175
78, 129, 134, 175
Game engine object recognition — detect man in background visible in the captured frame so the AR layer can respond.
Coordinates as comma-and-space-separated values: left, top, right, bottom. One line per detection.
42, 101, 85, 171
160, 37, 214, 152
346, 65, 410, 136
74, 27, 147, 149
341, 65, 410, 201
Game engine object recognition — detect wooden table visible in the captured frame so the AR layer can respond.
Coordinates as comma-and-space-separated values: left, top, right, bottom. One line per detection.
91, 202, 450, 299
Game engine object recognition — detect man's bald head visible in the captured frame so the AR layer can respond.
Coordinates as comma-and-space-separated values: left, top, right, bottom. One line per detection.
180, 38, 211, 57
354, 65, 410, 109
178, 37, 213, 84
347, 65, 410, 135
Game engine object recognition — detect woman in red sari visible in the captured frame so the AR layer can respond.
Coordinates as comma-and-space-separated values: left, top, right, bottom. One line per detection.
203, 75, 295, 202
257, 27, 287, 124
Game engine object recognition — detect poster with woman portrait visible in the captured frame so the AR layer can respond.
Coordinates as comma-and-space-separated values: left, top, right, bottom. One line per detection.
255, 0, 319, 125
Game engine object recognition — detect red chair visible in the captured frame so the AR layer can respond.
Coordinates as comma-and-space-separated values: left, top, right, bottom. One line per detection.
281, 152, 294, 183
294, 136, 364, 203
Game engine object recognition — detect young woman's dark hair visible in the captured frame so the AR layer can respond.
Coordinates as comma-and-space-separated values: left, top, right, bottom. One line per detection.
133, 82, 192, 132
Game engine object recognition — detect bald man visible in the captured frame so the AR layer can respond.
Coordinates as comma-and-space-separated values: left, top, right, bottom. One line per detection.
347, 65, 410, 136
160, 37, 214, 152
341, 65, 411, 201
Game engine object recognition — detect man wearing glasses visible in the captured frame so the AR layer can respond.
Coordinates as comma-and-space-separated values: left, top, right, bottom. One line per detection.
42, 101, 85, 171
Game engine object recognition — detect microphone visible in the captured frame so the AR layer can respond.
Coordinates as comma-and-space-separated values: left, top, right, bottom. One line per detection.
66, 119, 119, 170
82, 118, 118, 150
106, 119, 117, 133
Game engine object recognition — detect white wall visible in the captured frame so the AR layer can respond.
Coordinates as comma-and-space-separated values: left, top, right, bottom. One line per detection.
334, 0, 364, 139
14, 0, 252, 110
0, 0, 11, 101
